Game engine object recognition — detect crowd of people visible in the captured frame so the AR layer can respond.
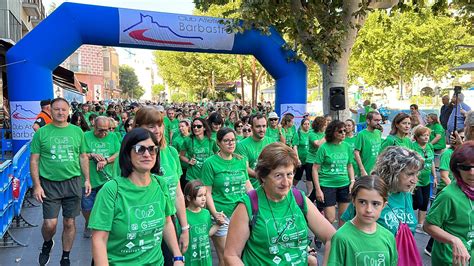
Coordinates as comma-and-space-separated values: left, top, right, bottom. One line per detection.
29, 95, 473, 265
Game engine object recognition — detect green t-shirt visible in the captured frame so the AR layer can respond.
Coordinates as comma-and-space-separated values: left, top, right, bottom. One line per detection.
380, 134, 413, 153
184, 208, 213, 266
265, 127, 281, 143
358, 106, 374, 123
428, 123, 446, 150
210, 131, 217, 142
426, 181, 473, 266
159, 146, 183, 215
172, 134, 189, 169
343, 135, 359, 176
88, 175, 172, 265
354, 129, 382, 175
201, 154, 249, 217
240, 187, 309, 265
412, 142, 435, 186
182, 137, 218, 181
170, 118, 179, 135
164, 116, 171, 144
236, 134, 244, 142
282, 126, 298, 148
235, 136, 276, 188
30, 124, 86, 181
342, 192, 417, 235
83, 131, 120, 188
315, 142, 353, 188
295, 130, 310, 164
224, 119, 235, 130
305, 131, 325, 164
437, 148, 454, 192
328, 222, 398, 266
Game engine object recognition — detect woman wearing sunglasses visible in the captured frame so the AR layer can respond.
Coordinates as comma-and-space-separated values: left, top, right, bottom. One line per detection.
89, 128, 184, 265
233, 121, 245, 142
133, 107, 189, 265
313, 120, 355, 226
179, 117, 219, 182
424, 141, 474, 266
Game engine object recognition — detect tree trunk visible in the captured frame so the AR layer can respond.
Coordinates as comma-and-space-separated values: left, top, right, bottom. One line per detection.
251, 57, 257, 107
320, 0, 368, 121
238, 55, 245, 105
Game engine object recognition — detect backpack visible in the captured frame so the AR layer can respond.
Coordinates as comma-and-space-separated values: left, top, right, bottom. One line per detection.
247, 187, 305, 229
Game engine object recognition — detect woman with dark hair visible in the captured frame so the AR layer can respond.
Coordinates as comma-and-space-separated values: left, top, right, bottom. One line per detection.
281, 113, 297, 148
233, 120, 244, 142
70, 111, 90, 132
225, 110, 239, 130
201, 127, 252, 265
313, 120, 355, 226
123, 117, 134, 134
343, 119, 359, 177
133, 106, 189, 265
380, 112, 413, 152
89, 128, 184, 265
179, 117, 218, 182
173, 119, 191, 191
224, 143, 335, 265
424, 141, 474, 266
294, 118, 313, 194
207, 112, 224, 141
305, 116, 327, 201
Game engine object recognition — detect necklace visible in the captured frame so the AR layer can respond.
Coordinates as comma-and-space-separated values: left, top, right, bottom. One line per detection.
263, 189, 298, 245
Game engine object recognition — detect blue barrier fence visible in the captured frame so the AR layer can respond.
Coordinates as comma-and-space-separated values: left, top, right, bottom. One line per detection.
0, 141, 32, 241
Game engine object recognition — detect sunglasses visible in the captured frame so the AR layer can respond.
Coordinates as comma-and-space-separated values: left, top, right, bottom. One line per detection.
109, 127, 116, 131
458, 164, 474, 171
236, 125, 243, 128
337, 130, 346, 134
269, 118, 278, 121
192, 124, 203, 129
132, 145, 158, 156
243, 129, 251, 133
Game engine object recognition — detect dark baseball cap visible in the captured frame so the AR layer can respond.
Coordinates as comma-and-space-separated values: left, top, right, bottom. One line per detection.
40, 99, 51, 107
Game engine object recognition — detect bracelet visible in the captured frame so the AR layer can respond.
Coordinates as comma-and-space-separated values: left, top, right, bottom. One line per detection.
172, 256, 185, 262
181, 225, 190, 231
105, 157, 109, 164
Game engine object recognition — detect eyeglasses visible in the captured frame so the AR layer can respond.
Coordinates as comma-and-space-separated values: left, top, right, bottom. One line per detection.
458, 164, 474, 171
243, 129, 251, 133
96, 128, 109, 133
132, 145, 158, 156
222, 138, 236, 144
192, 124, 203, 129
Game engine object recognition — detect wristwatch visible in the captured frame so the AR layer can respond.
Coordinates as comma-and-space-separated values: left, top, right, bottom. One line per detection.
172, 256, 185, 262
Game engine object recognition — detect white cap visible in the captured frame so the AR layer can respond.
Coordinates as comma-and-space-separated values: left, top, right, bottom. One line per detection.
268, 112, 279, 119
156, 105, 165, 112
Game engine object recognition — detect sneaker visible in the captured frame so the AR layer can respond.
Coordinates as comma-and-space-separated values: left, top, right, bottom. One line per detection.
83, 228, 92, 238
416, 224, 429, 235
38, 240, 54, 266
424, 248, 431, 257
60, 257, 70, 266
314, 238, 322, 250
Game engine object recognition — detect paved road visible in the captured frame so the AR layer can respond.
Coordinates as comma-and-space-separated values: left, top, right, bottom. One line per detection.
0, 188, 433, 266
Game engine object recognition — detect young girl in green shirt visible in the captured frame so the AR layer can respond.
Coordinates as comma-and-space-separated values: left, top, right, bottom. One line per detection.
328, 175, 398, 265
183, 180, 220, 266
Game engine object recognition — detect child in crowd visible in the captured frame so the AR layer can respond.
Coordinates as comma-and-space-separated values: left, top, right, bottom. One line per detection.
183, 180, 220, 266
328, 175, 398, 265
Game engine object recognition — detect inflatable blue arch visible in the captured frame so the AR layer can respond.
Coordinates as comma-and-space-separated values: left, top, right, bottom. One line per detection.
6, 3, 307, 152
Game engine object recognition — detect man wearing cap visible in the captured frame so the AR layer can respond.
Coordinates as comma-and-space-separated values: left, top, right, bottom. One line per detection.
265, 112, 285, 143
33, 99, 52, 132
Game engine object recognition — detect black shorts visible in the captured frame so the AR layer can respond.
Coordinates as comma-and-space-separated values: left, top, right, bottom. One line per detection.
316, 185, 350, 208
294, 163, 313, 181
40, 176, 82, 219
413, 184, 431, 211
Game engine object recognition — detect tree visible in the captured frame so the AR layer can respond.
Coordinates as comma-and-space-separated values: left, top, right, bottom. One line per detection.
119, 65, 144, 99
194, 0, 471, 118
349, 9, 474, 96
151, 84, 165, 102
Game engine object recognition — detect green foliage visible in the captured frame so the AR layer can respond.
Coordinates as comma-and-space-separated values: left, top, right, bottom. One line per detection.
151, 84, 165, 100
119, 65, 143, 99
349, 9, 474, 88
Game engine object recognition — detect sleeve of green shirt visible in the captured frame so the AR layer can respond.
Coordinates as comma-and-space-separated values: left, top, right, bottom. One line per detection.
354, 133, 363, 151
379, 137, 395, 153
200, 159, 214, 186
88, 180, 117, 231
169, 146, 183, 177
154, 175, 173, 217
327, 233, 347, 266
30, 129, 41, 154
314, 144, 325, 165
425, 190, 452, 227
439, 150, 451, 171
79, 129, 86, 154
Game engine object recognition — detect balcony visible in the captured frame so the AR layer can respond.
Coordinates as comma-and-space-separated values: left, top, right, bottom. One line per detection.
22, 0, 41, 18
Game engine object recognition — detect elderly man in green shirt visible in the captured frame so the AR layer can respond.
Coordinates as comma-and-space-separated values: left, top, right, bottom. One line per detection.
30, 98, 91, 266
81, 116, 120, 238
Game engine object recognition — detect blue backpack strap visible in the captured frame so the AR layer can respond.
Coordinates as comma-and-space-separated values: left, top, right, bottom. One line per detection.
247, 190, 259, 229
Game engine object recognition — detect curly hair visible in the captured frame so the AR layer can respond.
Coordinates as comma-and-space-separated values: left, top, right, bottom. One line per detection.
325, 120, 346, 143
373, 146, 424, 193
311, 116, 326, 133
